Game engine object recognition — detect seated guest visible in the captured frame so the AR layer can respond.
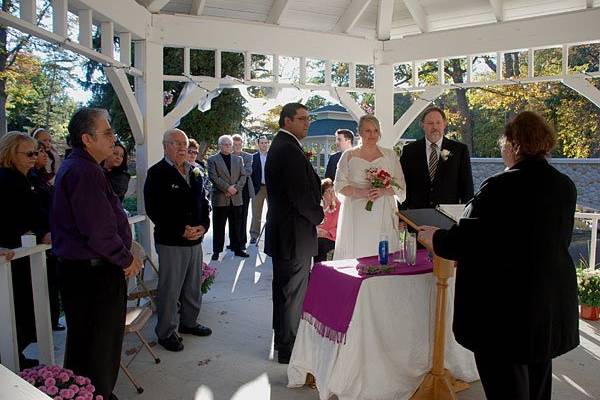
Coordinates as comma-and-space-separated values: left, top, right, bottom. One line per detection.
315, 178, 340, 263
32, 127, 61, 184
102, 142, 130, 203
419, 111, 580, 400
28, 142, 64, 331
0, 131, 51, 369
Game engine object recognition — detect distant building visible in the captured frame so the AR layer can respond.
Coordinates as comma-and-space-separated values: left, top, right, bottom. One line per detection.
304, 104, 358, 177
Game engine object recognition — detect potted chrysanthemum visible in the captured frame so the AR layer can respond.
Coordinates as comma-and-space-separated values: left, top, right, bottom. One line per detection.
577, 266, 600, 320
19, 365, 102, 400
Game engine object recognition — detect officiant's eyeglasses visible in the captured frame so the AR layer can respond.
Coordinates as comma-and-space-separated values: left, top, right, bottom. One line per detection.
293, 116, 310, 122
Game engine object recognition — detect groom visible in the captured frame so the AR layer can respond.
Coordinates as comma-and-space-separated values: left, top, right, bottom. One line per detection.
400, 106, 474, 209
265, 103, 324, 364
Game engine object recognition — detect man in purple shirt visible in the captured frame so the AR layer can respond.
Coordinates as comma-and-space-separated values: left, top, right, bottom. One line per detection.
51, 108, 142, 400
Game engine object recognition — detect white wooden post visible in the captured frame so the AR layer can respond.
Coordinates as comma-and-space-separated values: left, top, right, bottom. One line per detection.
375, 63, 395, 147
496, 51, 503, 80
78, 9, 93, 48
591, 218, 598, 269
51, 0, 67, 38
101, 22, 115, 58
528, 48, 534, 78
215, 49, 221, 78
0, 257, 19, 372
29, 251, 54, 366
20, 0, 36, 24
120, 32, 132, 66
349, 62, 356, 88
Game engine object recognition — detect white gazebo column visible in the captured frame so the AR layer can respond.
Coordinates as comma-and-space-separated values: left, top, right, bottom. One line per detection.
374, 62, 395, 148
135, 39, 164, 261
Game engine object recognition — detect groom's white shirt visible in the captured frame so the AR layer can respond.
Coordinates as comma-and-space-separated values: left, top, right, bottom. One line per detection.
280, 128, 302, 147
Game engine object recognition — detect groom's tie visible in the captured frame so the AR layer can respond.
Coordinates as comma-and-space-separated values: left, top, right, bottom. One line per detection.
428, 143, 439, 181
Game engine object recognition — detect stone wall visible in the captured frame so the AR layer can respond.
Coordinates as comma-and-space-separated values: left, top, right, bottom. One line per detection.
471, 158, 600, 210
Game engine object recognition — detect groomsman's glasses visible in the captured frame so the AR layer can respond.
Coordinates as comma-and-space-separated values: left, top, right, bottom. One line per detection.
91, 128, 117, 139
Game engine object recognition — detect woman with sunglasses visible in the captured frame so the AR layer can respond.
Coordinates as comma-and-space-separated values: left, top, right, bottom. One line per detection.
0, 131, 51, 369
102, 142, 130, 203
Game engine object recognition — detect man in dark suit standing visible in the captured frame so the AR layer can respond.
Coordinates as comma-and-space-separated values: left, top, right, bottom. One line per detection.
265, 103, 324, 364
400, 107, 474, 209
324, 128, 354, 181
144, 128, 212, 352
207, 135, 249, 260
249, 136, 269, 244
232, 134, 254, 250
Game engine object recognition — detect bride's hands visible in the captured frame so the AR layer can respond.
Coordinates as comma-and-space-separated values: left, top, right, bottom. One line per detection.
367, 187, 393, 201
352, 187, 371, 199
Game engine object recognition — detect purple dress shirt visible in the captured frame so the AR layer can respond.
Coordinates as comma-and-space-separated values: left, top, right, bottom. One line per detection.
51, 148, 133, 268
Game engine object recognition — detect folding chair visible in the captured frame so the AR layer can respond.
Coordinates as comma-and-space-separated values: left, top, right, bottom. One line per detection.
128, 241, 159, 310
120, 306, 161, 394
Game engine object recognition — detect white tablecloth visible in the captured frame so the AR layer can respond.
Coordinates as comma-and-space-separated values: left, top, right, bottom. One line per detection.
287, 272, 479, 400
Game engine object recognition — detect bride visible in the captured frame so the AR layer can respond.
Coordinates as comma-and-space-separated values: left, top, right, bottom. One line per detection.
333, 114, 406, 260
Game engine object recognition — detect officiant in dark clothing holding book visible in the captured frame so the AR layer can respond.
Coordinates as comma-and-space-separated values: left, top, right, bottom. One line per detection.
265, 103, 323, 364
400, 107, 473, 209
418, 111, 579, 400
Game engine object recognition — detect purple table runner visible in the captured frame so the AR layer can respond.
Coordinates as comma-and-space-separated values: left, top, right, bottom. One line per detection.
301, 249, 433, 343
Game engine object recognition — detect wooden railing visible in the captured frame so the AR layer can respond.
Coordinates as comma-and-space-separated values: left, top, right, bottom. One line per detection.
0, 215, 147, 372
574, 212, 600, 269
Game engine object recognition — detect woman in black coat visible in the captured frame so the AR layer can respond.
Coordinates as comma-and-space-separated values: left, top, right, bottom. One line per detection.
0, 132, 51, 369
419, 111, 579, 400
102, 142, 130, 203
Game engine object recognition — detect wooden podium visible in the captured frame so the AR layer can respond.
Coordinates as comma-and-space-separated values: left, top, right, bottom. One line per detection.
397, 212, 470, 400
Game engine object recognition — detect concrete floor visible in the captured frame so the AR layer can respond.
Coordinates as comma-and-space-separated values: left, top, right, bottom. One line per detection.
37, 225, 600, 400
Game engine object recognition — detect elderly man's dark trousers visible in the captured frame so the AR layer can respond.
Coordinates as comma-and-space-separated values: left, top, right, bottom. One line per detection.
213, 205, 242, 253
474, 352, 552, 400
58, 260, 126, 400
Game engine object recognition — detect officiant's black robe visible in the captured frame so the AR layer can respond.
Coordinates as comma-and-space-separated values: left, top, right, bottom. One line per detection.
433, 157, 579, 363
265, 130, 323, 357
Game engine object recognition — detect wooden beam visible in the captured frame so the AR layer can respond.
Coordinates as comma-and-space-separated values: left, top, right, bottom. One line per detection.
563, 76, 600, 108
78, 9, 92, 48
266, 0, 292, 25
100, 21, 114, 58
403, 0, 428, 33
190, 0, 207, 16
377, 0, 394, 41
52, 0, 67, 37
333, 0, 372, 33
489, 0, 503, 22
68, 0, 150, 39
383, 8, 600, 64
145, 0, 171, 13
119, 32, 132, 66
104, 67, 144, 144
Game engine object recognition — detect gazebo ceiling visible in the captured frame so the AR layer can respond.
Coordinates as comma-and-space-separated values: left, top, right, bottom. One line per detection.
134, 0, 598, 41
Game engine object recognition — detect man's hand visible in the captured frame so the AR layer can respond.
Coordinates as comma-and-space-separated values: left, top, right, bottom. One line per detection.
317, 227, 328, 238
0, 247, 15, 261
183, 225, 205, 241
417, 225, 439, 250
124, 256, 143, 278
226, 185, 238, 196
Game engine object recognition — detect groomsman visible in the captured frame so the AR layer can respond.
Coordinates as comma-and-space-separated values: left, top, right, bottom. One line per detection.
400, 106, 474, 209
232, 134, 254, 249
265, 103, 324, 364
144, 129, 212, 352
207, 135, 249, 259
324, 129, 354, 181
249, 136, 269, 244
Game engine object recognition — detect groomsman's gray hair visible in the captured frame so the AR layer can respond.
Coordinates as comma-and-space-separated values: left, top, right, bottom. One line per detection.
162, 128, 188, 145
218, 135, 233, 146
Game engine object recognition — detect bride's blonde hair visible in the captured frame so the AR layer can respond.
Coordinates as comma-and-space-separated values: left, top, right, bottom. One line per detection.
358, 114, 381, 135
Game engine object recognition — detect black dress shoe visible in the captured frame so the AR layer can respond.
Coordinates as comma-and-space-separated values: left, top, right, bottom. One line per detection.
249, 238, 257, 244
158, 333, 184, 352
226, 245, 232, 250
211, 253, 219, 261
234, 250, 249, 258
52, 323, 66, 331
19, 355, 39, 370
178, 324, 212, 337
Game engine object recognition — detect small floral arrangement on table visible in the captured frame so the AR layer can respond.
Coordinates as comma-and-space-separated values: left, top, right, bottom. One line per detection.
356, 263, 395, 276
19, 365, 101, 400
364, 167, 402, 211
201, 262, 217, 294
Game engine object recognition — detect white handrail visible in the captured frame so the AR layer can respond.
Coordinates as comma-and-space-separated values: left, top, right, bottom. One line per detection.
0, 215, 147, 373
575, 212, 600, 270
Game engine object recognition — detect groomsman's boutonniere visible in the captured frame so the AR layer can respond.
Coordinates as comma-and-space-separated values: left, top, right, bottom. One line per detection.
440, 149, 452, 161
193, 166, 203, 177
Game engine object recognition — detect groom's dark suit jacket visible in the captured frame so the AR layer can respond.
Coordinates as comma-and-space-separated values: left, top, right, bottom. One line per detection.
400, 137, 474, 209
264, 131, 323, 260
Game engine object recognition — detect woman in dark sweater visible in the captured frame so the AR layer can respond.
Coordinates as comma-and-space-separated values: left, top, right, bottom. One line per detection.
102, 142, 131, 203
0, 132, 51, 369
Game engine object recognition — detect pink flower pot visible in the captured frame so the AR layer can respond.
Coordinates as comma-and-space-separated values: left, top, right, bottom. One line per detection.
580, 304, 600, 321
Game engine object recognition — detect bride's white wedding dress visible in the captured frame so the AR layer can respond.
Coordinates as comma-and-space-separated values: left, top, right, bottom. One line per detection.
333, 146, 406, 260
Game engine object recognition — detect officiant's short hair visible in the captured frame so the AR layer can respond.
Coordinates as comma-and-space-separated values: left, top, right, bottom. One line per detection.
420, 106, 447, 123
279, 103, 308, 128
504, 111, 556, 158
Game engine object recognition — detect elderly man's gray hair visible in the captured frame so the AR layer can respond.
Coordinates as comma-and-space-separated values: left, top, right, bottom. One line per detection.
163, 128, 188, 145
218, 135, 233, 146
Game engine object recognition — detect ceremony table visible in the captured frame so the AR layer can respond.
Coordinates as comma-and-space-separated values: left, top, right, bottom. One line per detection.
287, 250, 479, 400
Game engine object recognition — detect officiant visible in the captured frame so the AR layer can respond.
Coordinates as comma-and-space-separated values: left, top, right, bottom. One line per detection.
418, 111, 579, 400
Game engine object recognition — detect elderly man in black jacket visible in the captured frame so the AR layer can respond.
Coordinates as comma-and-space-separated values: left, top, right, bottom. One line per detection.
144, 128, 211, 352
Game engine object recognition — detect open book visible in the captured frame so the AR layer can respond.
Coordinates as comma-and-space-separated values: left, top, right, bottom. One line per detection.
436, 204, 466, 223
397, 208, 456, 230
